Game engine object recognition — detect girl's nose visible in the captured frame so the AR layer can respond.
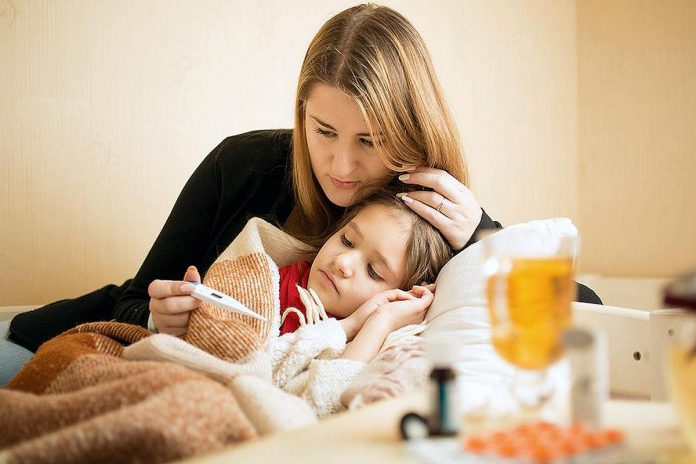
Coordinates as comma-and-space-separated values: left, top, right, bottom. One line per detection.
333, 252, 355, 278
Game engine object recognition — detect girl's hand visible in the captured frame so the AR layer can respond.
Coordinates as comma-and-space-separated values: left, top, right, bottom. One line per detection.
368, 285, 435, 333
398, 167, 483, 251
341, 288, 416, 341
341, 284, 435, 363
147, 265, 202, 336
340, 284, 435, 341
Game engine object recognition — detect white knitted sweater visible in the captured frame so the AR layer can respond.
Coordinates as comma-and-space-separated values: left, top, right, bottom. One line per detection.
267, 318, 365, 416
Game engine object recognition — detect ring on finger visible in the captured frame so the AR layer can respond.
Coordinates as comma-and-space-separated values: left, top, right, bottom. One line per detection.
436, 197, 445, 213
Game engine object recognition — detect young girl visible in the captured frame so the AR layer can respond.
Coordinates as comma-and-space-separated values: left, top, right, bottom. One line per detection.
261, 186, 453, 415
278, 184, 452, 345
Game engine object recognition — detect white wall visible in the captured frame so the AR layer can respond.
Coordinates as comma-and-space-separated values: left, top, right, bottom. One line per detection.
1, 0, 579, 305
577, 0, 696, 277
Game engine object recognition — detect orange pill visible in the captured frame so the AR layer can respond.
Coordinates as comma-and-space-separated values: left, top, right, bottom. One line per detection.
557, 437, 587, 455
601, 428, 625, 444
579, 432, 603, 450
464, 436, 488, 452
527, 445, 558, 462
590, 431, 615, 448
494, 442, 521, 458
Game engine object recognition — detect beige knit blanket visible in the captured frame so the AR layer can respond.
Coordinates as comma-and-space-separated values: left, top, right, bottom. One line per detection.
0, 218, 428, 464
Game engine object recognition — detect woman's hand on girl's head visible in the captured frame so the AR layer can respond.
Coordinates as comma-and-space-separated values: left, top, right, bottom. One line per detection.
398, 167, 483, 251
147, 265, 202, 336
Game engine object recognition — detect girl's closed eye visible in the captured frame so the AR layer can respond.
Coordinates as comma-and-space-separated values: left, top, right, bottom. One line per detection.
367, 264, 383, 281
340, 234, 353, 248
340, 232, 382, 280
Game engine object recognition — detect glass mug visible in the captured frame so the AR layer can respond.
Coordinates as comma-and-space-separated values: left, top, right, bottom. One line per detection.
482, 226, 577, 412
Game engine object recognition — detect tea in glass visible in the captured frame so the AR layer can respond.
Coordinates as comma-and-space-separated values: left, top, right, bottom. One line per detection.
487, 257, 573, 369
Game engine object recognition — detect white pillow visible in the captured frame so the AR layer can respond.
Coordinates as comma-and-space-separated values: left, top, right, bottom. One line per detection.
423, 218, 578, 417
425, 217, 578, 326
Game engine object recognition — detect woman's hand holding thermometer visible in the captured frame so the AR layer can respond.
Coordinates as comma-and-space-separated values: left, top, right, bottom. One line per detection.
188, 282, 267, 321
148, 265, 265, 337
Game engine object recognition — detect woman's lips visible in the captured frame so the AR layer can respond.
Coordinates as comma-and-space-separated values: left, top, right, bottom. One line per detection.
321, 270, 339, 293
330, 176, 359, 190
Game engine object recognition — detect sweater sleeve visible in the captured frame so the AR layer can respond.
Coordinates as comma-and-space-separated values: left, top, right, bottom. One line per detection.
114, 130, 294, 326
113, 139, 228, 326
463, 208, 503, 249
266, 318, 365, 416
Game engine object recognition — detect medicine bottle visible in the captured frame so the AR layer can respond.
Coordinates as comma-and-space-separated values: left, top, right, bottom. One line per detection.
426, 338, 459, 436
562, 327, 608, 428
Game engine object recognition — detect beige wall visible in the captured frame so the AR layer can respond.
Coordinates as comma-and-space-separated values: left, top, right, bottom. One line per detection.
1, 0, 583, 306
577, 0, 696, 277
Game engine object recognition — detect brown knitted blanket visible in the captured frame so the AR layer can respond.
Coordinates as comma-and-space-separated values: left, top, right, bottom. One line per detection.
0, 219, 317, 464
1, 322, 261, 464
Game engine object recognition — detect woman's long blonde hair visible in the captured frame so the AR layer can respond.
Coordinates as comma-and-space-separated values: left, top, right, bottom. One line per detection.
291, 3, 469, 247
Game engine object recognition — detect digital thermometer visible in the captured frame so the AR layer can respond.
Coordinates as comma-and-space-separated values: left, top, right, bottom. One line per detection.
189, 282, 267, 322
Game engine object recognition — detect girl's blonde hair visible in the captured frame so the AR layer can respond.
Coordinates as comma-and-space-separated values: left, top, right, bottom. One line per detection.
291, 3, 469, 247
337, 184, 454, 289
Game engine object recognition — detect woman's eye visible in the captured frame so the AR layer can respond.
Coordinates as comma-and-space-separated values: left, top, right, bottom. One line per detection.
367, 264, 383, 281
340, 234, 353, 248
359, 138, 374, 148
314, 127, 336, 138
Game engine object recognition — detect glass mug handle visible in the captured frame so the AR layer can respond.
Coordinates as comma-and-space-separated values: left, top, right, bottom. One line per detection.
483, 256, 511, 331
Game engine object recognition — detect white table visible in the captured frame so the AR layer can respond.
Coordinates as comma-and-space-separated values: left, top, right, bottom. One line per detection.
180, 390, 693, 463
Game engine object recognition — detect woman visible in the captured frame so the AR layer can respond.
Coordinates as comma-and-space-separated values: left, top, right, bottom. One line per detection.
2, 4, 600, 384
